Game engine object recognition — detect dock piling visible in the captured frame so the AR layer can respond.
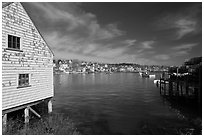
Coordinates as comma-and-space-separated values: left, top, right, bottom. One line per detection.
48, 100, 52, 113
24, 107, 29, 129
164, 80, 166, 95
2, 114, 7, 133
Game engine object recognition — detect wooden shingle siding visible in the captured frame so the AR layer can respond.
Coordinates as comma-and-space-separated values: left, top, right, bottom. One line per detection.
2, 2, 54, 111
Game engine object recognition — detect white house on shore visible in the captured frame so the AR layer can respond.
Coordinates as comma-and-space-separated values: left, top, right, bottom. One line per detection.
2, 2, 54, 131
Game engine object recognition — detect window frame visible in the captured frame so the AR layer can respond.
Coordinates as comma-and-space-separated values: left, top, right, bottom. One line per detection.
6, 34, 23, 52
17, 73, 31, 88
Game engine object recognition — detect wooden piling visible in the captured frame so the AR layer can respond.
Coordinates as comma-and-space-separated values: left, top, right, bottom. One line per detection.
198, 67, 202, 105
2, 114, 7, 133
180, 82, 183, 96
48, 100, 52, 113
164, 80, 166, 96
186, 82, 189, 96
24, 107, 29, 126
169, 80, 172, 96
160, 78, 162, 95
177, 81, 179, 93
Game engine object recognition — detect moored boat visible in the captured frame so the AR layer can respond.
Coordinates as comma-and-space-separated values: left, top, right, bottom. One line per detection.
142, 72, 149, 78
154, 79, 160, 84
149, 74, 156, 78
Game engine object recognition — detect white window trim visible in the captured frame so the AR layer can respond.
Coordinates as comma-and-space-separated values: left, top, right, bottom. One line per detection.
6, 33, 23, 51
16, 73, 31, 89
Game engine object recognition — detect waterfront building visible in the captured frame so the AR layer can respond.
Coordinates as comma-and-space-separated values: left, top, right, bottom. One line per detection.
2, 2, 54, 131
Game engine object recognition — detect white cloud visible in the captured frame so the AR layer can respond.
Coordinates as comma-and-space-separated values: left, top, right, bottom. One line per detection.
172, 43, 198, 50
32, 3, 124, 41
174, 19, 197, 39
172, 51, 188, 57
170, 43, 198, 57
93, 47, 127, 59
28, 3, 190, 65
135, 58, 157, 65
154, 54, 170, 60
31, 2, 129, 63
124, 39, 137, 47
83, 44, 98, 54
141, 40, 155, 49
156, 4, 201, 40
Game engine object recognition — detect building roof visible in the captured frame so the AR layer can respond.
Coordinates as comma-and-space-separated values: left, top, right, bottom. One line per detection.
2, 2, 13, 8
2, 2, 54, 56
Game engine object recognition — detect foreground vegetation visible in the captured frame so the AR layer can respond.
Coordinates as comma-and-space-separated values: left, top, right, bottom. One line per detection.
3, 113, 80, 135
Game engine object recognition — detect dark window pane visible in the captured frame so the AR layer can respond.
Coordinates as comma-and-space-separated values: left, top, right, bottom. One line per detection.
8, 35, 20, 49
22, 80, 25, 86
10, 36, 13, 48
13, 37, 16, 48
8, 35, 11, 42
22, 80, 24, 85
8, 41, 11, 48
17, 43, 20, 49
17, 38, 20, 43
13, 36, 16, 43
19, 74, 29, 87
10, 41, 13, 48
13, 42, 16, 48
25, 79, 29, 84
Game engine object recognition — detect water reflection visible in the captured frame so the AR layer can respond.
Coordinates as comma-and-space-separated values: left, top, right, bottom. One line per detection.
53, 73, 200, 135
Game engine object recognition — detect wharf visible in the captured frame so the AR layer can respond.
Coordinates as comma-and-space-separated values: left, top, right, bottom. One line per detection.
157, 73, 201, 106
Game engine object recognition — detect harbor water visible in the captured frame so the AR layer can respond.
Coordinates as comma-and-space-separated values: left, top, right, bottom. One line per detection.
53, 73, 201, 135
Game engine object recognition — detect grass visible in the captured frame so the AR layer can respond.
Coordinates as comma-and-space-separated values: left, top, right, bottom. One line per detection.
3, 113, 80, 135
3, 108, 201, 135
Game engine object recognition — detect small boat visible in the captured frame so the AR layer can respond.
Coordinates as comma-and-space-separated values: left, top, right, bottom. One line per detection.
154, 79, 169, 84
142, 72, 149, 78
154, 80, 160, 84
154, 79, 160, 87
149, 74, 156, 78
64, 71, 70, 74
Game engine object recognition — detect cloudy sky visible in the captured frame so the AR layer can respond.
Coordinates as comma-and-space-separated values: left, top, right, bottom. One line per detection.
22, 2, 202, 65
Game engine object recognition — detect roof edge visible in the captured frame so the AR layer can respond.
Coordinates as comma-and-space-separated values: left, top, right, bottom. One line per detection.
20, 2, 54, 56
2, 2, 13, 8
3, 2, 54, 56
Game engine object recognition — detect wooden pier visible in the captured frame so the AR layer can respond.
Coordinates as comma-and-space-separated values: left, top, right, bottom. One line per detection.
158, 74, 201, 106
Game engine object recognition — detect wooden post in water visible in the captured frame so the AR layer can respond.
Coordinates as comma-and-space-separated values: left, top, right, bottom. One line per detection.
176, 81, 179, 96
180, 82, 183, 96
198, 67, 201, 105
186, 75, 189, 96
164, 80, 166, 96
169, 80, 173, 96
160, 78, 162, 95
186, 81, 189, 96
2, 114, 7, 133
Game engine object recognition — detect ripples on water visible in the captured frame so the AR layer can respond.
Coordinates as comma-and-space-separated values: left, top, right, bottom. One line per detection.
53, 73, 200, 135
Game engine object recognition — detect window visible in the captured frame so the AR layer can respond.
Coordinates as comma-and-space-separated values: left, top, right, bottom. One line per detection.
8, 35, 20, 50
18, 74, 29, 87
